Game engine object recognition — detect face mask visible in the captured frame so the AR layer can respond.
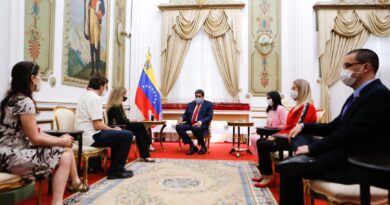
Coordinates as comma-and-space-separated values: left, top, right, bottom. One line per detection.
266, 99, 273, 106
123, 96, 128, 102
34, 76, 41, 92
101, 88, 107, 96
290, 90, 298, 100
195, 97, 202, 105
340, 69, 356, 87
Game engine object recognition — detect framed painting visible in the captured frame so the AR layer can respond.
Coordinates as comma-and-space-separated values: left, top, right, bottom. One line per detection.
112, 0, 127, 88
24, 0, 55, 81
62, 0, 110, 87
249, 0, 281, 96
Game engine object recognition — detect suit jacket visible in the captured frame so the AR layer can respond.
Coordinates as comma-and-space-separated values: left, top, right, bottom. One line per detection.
182, 100, 213, 127
302, 79, 390, 161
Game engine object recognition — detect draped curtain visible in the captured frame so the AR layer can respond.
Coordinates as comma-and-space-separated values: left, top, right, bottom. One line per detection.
318, 9, 390, 122
160, 9, 241, 101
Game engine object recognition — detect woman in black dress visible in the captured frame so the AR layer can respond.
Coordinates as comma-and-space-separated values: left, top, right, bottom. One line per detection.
106, 87, 155, 162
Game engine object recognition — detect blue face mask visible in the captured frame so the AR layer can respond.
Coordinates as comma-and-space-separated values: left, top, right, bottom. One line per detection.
195, 97, 203, 105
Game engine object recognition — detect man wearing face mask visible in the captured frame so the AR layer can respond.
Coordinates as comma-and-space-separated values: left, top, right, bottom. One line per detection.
176, 89, 213, 155
276, 49, 390, 205
75, 75, 135, 179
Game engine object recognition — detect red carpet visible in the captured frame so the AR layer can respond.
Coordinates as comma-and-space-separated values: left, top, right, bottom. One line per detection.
17, 142, 326, 205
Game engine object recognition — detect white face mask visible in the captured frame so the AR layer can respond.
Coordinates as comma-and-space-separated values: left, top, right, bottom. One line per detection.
340, 69, 356, 87
195, 97, 203, 105
33, 76, 42, 92
35, 81, 42, 92
290, 90, 298, 100
266, 99, 273, 106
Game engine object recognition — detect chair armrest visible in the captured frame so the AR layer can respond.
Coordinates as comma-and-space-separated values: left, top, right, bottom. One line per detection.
274, 134, 291, 152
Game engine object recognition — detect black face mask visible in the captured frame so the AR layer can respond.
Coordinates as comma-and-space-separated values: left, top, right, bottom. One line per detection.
123, 96, 128, 102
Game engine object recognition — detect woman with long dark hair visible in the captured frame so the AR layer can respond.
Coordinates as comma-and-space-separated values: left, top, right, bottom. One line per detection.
0, 62, 87, 205
250, 91, 287, 155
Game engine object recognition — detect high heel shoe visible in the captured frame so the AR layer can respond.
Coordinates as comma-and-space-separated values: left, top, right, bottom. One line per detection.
67, 180, 89, 193
254, 179, 275, 188
251, 176, 264, 182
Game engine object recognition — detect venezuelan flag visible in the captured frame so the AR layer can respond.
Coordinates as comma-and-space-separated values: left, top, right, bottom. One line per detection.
135, 52, 162, 120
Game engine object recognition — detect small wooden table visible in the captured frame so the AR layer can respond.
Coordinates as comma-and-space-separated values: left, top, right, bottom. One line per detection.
227, 121, 254, 157
142, 121, 167, 151
43, 130, 84, 174
348, 155, 390, 205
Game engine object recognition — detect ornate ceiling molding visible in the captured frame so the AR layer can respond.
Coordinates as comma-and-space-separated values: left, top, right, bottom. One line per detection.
314, 1, 390, 10
158, 2, 245, 10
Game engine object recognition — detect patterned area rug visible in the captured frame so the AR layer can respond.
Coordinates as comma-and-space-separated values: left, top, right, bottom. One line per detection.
64, 159, 277, 205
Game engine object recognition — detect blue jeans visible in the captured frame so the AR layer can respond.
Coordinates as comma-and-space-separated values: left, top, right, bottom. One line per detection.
92, 130, 133, 174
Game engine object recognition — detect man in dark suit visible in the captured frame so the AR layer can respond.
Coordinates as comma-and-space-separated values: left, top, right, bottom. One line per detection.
176, 89, 213, 155
276, 49, 390, 205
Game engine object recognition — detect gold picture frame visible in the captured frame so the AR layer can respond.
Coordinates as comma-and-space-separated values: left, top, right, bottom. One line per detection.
24, 0, 55, 81
62, 0, 110, 87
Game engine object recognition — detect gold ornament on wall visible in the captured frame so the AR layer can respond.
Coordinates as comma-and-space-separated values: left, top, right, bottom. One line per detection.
255, 34, 274, 55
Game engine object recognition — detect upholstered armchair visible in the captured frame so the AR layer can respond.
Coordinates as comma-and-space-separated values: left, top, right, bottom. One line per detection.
0, 172, 36, 205
53, 106, 108, 184
307, 180, 388, 205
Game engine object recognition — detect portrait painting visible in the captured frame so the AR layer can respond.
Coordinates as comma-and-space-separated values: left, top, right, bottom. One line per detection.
62, 0, 110, 87
24, 0, 55, 81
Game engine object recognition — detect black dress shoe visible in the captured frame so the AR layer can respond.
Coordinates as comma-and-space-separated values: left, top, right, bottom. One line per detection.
140, 157, 156, 162
186, 146, 198, 155
198, 146, 207, 154
276, 155, 323, 176
107, 170, 134, 180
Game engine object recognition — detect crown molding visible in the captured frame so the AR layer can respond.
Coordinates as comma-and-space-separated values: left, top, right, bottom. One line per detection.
158, 2, 245, 11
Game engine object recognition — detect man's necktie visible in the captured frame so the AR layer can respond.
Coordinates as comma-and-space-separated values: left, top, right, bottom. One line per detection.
192, 105, 201, 124
342, 94, 357, 118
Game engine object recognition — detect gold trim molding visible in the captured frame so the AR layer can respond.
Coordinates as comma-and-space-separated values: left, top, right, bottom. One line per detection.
314, 2, 390, 10
158, 2, 245, 10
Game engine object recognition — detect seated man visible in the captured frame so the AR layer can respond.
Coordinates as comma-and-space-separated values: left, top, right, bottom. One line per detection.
75, 75, 134, 179
176, 89, 213, 155
276, 49, 390, 205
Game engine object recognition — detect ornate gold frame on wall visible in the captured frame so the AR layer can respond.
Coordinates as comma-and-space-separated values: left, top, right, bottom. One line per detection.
62, 0, 111, 88
24, 0, 55, 81
248, 0, 281, 96
112, 0, 127, 89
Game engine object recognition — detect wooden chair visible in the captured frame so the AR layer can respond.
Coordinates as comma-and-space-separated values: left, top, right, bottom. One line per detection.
53, 106, 108, 184
178, 123, 212, 152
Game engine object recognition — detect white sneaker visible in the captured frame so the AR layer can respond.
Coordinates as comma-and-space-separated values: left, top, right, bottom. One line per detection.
149, 145, 156, 151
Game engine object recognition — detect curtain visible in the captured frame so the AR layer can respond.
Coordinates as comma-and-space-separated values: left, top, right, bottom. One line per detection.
204, 10, 240, 98
317, 9, 390, 122
160, 8, 241, 100
160, 10, 208, 101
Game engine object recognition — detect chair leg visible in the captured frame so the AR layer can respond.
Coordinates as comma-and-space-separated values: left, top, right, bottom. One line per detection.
207, 137, 210, 153
178, 139, 182, 151
83, 156, 89, 185
102, 150, 108, 173
37, 180, 43, 205
133, 143, 138, 159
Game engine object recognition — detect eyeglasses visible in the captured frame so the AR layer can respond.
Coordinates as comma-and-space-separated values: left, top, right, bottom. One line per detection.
343, 62, 363, 69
